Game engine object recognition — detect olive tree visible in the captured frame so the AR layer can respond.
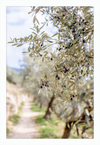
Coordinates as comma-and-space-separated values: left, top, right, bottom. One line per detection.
8, 6, 94, 138
21, 53, 54, 115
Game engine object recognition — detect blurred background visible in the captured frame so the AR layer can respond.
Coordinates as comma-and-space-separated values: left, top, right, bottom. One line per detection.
6, 6, 62, 139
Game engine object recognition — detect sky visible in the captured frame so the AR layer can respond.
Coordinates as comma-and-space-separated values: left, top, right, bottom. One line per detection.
6, 6, 57, 69
7, 7, 32, 68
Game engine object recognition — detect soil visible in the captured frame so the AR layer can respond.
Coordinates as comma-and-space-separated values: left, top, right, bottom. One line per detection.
7, 100, 40, 139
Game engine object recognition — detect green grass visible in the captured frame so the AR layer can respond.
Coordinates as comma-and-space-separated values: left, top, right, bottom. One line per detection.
9, 114, 20, 125
6, 128, 10, 135
70, 129, 81, 139
18, 101, 24, 114
35, 114, 64, 138
31, 102, 65, 138
9, 101, 24, 126
7, 101, 24, 136
21, 102, 24, 106
30, 102, 45, 112
31, 102, 93, 139
70, 124, 93, 139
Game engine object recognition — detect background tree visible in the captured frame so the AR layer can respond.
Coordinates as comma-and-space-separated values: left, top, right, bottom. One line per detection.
21, 53, 54, 119
6, 66, 23, 85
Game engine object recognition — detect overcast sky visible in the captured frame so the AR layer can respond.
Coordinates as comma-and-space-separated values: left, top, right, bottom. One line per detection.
7, 7, 32, 68
6, 6, 58, 69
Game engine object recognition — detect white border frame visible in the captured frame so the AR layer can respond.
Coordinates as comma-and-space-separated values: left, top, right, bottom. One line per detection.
0, 0, 100, 145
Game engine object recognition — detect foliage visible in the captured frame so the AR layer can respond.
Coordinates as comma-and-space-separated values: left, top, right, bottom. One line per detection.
6, 66, 23, 85
20, 54, 53, 108
8, 6, 94, 138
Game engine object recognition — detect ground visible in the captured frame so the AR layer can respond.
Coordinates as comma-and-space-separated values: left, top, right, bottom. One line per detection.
7, 100, 40, 139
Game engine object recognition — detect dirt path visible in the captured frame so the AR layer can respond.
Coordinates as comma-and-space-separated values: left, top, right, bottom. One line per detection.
7, 101, 40, 139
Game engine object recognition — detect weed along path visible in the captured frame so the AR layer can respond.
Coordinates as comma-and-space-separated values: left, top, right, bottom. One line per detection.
7, 100, 40, 139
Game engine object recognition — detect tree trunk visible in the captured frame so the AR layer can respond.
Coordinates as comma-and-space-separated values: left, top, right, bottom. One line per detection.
43, 95, 55, 120
40, 102, 42, 108
62, 122, 72, 138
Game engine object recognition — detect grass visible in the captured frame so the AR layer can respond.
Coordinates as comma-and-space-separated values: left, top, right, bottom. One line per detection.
31, 102, 94, 139
31, 102, 65, 138
35, 114, 65, 138
30, 102, 45, 112
9, 101, 24, 126
6, 81, 26, 135
70, 129, 81, 139
70, 124, 93, 139
18, 102, 24, 114
6, 128, 10, 135
9, 114, 20, 125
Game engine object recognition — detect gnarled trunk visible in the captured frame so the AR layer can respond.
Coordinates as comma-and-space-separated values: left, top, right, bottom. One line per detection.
62, 122, 72, 138
43, 95, 55, 120
62, 115, 86, 138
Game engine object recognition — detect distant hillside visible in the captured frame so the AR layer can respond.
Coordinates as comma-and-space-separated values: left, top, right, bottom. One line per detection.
10, 67, 22, 73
